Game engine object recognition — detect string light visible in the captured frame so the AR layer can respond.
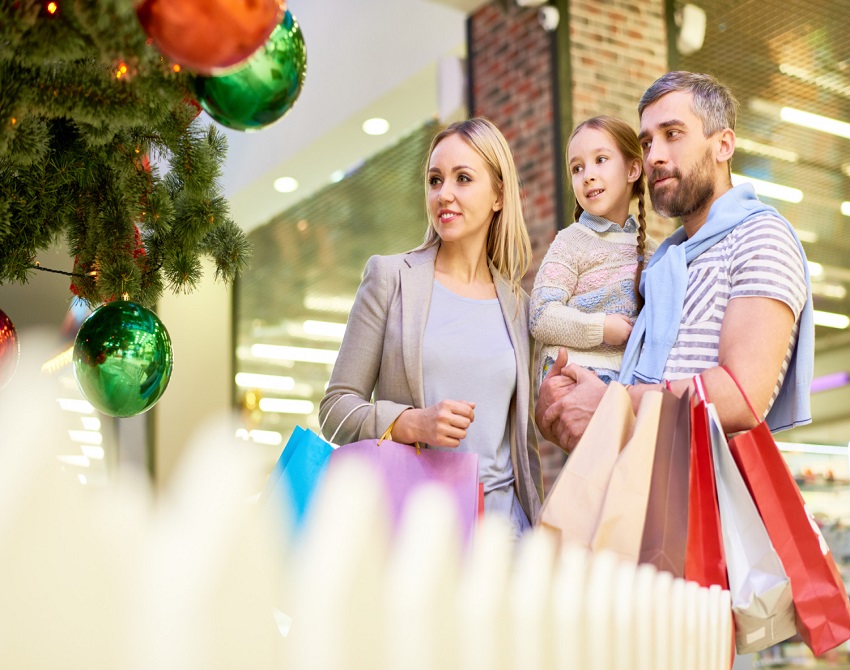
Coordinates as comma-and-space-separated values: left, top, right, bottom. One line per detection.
115, 62, 128, 79
46, 2, 58, 14
172, 64, 181, 73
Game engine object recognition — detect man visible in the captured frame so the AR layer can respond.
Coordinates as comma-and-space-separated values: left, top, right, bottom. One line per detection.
536, 71, 813, 452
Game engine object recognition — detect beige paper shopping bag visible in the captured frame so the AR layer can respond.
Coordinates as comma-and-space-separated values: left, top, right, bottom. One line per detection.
537, 382, 634, 550
590, 391, 663, 562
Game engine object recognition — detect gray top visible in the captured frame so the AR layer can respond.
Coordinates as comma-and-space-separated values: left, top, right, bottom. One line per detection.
422, 280, 524, 531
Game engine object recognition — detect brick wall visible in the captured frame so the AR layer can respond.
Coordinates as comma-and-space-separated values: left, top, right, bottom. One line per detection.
468, 0, 671, 493
569, 0, 673, 241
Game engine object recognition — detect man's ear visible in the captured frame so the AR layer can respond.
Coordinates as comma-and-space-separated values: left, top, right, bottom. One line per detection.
716, 128, 735, 164
627, 158, 642, 184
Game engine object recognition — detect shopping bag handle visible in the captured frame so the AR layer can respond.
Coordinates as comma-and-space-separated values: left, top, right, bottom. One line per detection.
718, 365, 760, 421
378, 420, 422, 455
320, 394, 372, 446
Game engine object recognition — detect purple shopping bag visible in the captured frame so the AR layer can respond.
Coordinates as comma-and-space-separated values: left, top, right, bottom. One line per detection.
329, 438, 480, 544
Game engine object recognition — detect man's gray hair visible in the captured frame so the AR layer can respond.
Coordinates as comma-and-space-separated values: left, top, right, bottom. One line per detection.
638, 71, 739, 136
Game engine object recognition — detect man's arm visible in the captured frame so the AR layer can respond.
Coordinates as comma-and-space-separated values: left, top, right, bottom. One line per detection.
622, 296, 795, 432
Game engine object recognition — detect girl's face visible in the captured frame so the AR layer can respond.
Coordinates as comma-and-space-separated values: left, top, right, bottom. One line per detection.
427, 134, 502, 247
568, 126, 641, 225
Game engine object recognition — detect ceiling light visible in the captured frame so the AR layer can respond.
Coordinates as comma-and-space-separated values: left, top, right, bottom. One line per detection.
731, 173, 803, 203
329, 170, 346, 183
735, 137, 798, 163
57, 398, 95, 413
68, 430, 102, 445
57, 455, 90, 467
303, 320, 346, 339
235, 372, 295, 392
843, 164, 850, 179
80, 445, 105, 459
842, 202, 850, 217
813, 309, 850, 329
273, 177, 299, 193
811, 282, 847, 300
251, 344, 338, 365
303, 293, 356, 314
808, 261, 824, 278
362, 118, 390, 136
780, 107, 850, 140
235, 428, 284, 446
795, 229, 818, 244
258, 398, 315, 415
80, 416, 101, 431
775, 441, 849, 456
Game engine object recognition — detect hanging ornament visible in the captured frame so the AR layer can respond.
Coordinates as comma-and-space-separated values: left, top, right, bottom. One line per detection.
0, 308, 20, 390
73, 301, 173, 417
135, 0, 284, 75
189, 9, 306, 132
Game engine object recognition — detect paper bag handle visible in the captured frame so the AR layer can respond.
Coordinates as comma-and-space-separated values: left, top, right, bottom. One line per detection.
378, 420, 422, 455
718, 365, 760, 421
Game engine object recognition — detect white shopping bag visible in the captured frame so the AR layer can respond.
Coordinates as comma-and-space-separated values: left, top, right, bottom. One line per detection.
706, 403, 796, 654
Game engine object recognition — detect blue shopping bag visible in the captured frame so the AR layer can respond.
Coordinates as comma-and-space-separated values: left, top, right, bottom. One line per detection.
265, 426, 334, 530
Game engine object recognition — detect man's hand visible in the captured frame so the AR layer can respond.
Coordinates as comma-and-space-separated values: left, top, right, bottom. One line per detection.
535, 348, 575, 443
541, 362, 607, 453
603, 314, 633, 346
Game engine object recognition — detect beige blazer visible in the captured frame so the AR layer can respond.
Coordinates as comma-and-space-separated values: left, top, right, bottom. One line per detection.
319, 245, 543, 523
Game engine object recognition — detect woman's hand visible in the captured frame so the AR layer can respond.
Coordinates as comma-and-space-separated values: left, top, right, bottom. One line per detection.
391, 400, 475, 447
603, 314, 632, 345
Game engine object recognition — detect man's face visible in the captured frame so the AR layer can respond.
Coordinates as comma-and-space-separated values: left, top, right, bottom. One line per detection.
638, 91, 718, 219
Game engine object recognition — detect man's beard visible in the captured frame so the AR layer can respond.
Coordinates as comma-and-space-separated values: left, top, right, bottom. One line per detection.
648, 147, 715, 219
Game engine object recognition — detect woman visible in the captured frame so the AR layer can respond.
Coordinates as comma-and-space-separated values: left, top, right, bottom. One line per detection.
319, 117, 542, 537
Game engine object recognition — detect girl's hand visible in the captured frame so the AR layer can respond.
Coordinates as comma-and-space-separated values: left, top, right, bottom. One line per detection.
603, 314, 632, 345
392, 400, 475, 448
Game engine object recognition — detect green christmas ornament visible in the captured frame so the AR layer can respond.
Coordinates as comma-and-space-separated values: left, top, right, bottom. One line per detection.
190, 10, 307, 131
73, 301, 174, 418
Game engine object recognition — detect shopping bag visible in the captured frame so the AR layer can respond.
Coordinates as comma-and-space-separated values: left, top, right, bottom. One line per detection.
706, 402, 796, 654
537, 382, 635, 550
684, 376, 728, 589
329, 430, 480, 544
590, 390, 663, 562
639, 388, 691, 577
721, 366, 850, 656
265, 426, 334, 530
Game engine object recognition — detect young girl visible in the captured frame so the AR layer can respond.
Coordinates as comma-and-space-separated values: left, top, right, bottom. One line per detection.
529, 115, 657, 386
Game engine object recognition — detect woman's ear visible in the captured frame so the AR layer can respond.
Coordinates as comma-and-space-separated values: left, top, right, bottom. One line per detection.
627, 158, 642, 184
492, 183, 504, 212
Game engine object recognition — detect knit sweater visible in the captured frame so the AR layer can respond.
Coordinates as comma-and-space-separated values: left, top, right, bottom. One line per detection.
529, 213, 657, 383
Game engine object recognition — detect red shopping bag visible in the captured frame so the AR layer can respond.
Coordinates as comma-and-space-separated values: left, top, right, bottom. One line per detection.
721, 366, 850, 656
684, 376, 728, 590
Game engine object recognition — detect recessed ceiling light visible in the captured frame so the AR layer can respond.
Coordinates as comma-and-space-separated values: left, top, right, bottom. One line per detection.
841, 202, 850, 217
329, 170, 346, 183
273, 177, 299, 193
731, 173, 803, 203
780, 107, 850, 140
362, 117, 390, 136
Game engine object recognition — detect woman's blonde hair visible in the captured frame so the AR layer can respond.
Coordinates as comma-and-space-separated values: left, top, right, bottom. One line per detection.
418, 117, 531, 297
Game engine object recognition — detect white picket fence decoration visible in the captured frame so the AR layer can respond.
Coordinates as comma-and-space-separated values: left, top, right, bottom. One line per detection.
0, 356, 732, 670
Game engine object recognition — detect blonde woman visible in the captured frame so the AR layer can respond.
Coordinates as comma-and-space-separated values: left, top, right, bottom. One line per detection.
319, 117, 542, 537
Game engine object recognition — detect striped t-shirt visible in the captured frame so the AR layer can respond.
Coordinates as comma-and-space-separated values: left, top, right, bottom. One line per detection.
662, 213, 807, 410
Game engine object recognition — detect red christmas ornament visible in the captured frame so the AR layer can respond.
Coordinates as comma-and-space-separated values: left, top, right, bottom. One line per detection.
0, 308, 19, 390
136, 0, 285, 75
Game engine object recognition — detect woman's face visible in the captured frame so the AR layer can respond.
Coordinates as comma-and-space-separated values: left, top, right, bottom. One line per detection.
427, 134, 502, 246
